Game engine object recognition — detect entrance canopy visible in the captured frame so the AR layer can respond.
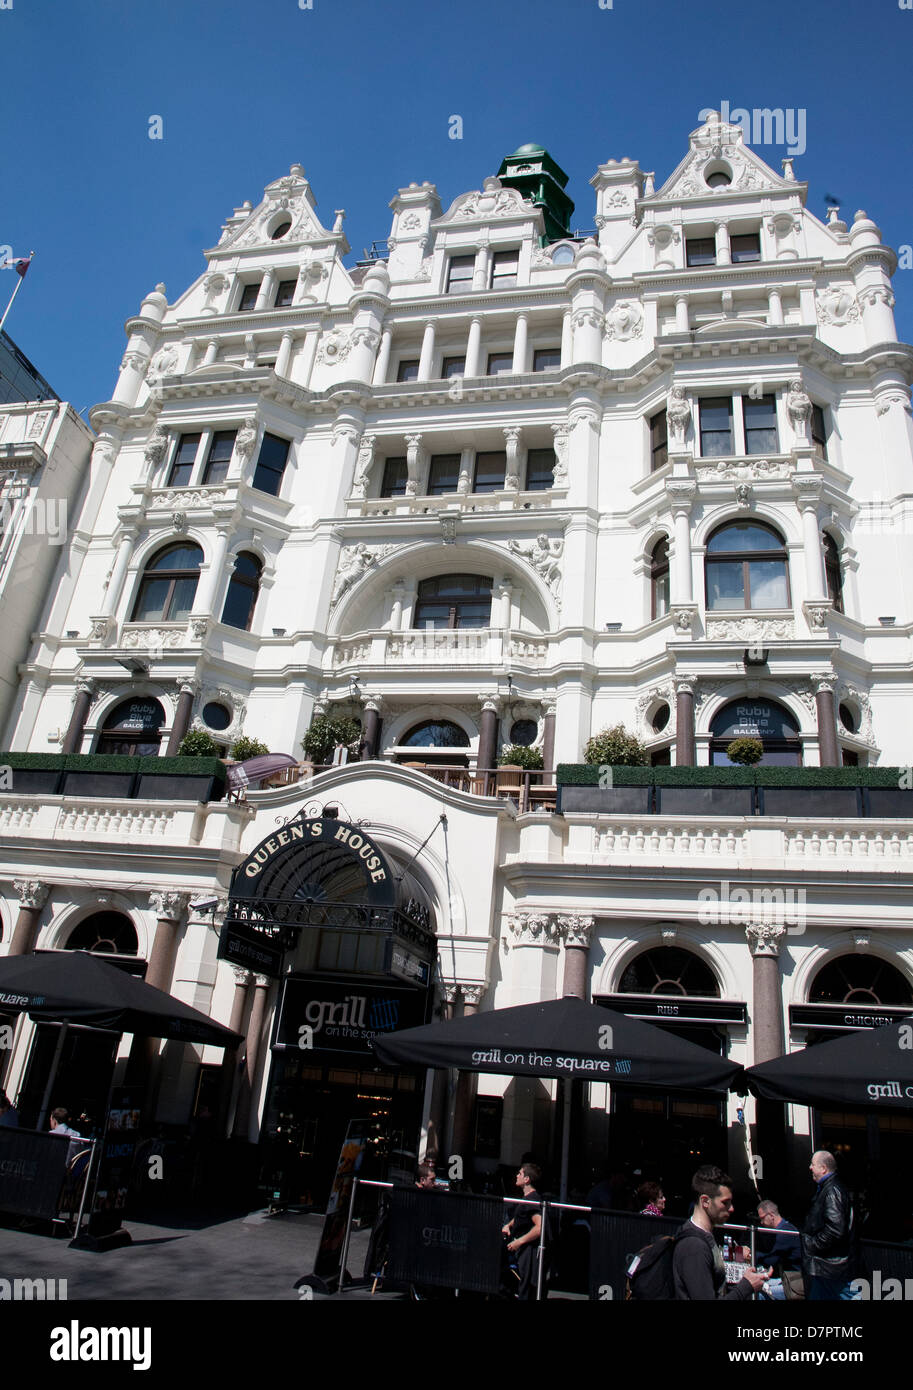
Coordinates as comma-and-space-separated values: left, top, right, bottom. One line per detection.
0, 951, 241, 1047
746, 1019, 913, 1109
371, 996, 743, 1090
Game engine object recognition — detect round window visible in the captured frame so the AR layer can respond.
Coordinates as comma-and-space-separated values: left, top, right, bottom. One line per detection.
270, 217, 293, 241
838, 703, 857, 733
551, 245, 574, 266
704, 162, 733, 188
510, 719, 538, 747
203, 702, 231, 731
651, 704, 671, 733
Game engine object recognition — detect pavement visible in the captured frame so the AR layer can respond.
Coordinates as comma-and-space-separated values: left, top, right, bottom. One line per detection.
0, 1206, 393, 1302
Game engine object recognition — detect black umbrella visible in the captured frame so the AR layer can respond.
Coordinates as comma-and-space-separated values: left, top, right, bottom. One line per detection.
746, 1019, 913, 1110
371, 997, 744, 1199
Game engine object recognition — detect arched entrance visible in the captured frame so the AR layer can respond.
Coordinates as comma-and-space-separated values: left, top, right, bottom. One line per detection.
593, 946, 746, 1211
221, 815, 436, 1208
710, 697, 802, 765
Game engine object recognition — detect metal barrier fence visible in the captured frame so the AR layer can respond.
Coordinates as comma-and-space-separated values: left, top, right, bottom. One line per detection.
0, 1127, 96, 1233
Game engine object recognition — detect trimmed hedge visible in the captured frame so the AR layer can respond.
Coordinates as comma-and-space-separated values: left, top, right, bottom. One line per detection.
0, 752, 227, 784
556, 763, 906, 789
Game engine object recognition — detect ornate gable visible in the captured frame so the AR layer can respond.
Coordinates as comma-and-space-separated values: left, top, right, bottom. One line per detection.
650, 113, 788, 204
212, 165, 338, 253
435, 175, 541, 229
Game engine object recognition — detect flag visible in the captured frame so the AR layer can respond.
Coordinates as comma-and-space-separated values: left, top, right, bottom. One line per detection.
1, 254, 32, 277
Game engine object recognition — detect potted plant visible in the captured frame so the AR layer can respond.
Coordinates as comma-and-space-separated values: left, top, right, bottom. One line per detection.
178, 729, 221, 758
564, 725, 653, 813
300, 716, 361, 766
725, 737, 764, 766
583, 724, 650, 767
497, 745, 544, 770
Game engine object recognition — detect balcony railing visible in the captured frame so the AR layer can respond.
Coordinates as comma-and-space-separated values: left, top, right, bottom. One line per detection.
241, 761, 558, 812
329, 628, 551, 669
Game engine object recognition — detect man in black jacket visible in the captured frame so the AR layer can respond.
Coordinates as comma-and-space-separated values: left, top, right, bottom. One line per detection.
673, 1165, 771, 1300
802, 1151, 859, 1300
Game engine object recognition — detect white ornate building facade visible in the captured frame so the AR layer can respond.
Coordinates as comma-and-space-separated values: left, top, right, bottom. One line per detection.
2, 114, 913, 1217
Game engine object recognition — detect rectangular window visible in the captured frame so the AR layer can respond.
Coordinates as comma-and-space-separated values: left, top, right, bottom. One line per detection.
699, 398, 733, 456
525, 448, 555, 491
533, 348, 562, 372
202, 430, 236, 484
446, 255, 475, 294
427, 454, 461, 495
650, 409, 669, 471
441, 356, 466, 379
811, 404, 828, 460
167, 433, 200, 487
486, 352, 513, 376
474, 451, 506, 493
396, 359, 420, 383
252, 433, 290, 496
743, 394, 779, 454
730, 232, 761, 264
380, 456, 408, 498
490, 249, 519, 290
238, 282, 261, 312
274, 278, 297, 308
686, 237, 716, 267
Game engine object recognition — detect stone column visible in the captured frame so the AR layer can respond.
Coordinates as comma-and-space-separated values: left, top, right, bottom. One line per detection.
715, 221, 731, 267
9, 881, 49, 955
165, 682, 198, 756
360, 701, 381, 760
417, 320, 436, 381
560, 310, 572, 367
496, 578, 513, 630
512, 312, 529, 374
404, 433, 423, 498
542, 703, 556, 775
100, 528, 138, 619
814, 676, 840, 768
451, 984, 485, 1169
428, 985, 459, 1163
465, 316, 482, 378
767, 288, 784, 326
254, 269, 276, 312
675, 295, 690, 333
193, 522, 233, 620
674, 676, 696, 766
274, 332, 295, 379
559, 915, 595, 1000
233, 975, 272, 1141
791, 476, 826, 601
472, 245, 491, 292
390, 582, 405, 631
373, 326, 392, 385
145, 891, 188, 992
666, 481, 696, 604
746, 923, 787, 1063
477, 699, 499, 772
62, 679, 95, 755
201, 339, 219, 368
503, 427, 521, 492
218, 967, 251, 1134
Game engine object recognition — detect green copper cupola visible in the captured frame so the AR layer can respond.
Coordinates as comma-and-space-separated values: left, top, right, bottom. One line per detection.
497, 143, 574, 244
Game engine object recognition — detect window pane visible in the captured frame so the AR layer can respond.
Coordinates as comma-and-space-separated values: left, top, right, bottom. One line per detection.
730, 233, 761, 263
252, 434, 290, 495
202, 430, 236, 484
132, 578, 171, 621
653, 570, 670, 618
650, 409, 668, 470
708, 523, 784, 553
486, 353, 513, 376
442, 357, 466, 378
706, 561, 746, 608
490, 250, 518, 288
221, 576, 257, 630
275, 278, 297, 307
686, 238, 716, 267
396, 360, 420, 382
167, 575, 199, 620
239, 283, 260, 311
414, 600, 450, 628
474, 451, 506, 492
743, 395, 778, 454
811, 404, 828, 458
381, 457, 408, 498
525, 448, 555, 491
446, 255, 475, 293
428, 454, 460, 495
699, 398, 732, 456
533, 348, 561, 372
168, 433, 200, 487
748, 560, 788, 607
151, 544, 204, 572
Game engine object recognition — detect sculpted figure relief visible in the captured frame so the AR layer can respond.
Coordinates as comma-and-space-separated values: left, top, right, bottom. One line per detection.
666, 386, 691, 445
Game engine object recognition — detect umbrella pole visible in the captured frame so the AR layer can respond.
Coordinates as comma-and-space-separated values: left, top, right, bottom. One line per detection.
37, 1021, 69, 1132
559, 1078, 572, 1203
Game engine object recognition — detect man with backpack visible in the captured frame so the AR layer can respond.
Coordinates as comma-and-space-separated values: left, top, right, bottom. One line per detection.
673, 1166, 771, 1300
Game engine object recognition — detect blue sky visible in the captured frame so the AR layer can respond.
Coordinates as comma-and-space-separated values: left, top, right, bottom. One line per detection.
1, 0, 911, 412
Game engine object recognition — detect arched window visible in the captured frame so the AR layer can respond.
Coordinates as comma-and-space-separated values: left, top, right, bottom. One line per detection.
96, 697, 166, 755
401, 720, 471, 749
131, 543, 203, 622
414, 575, 492, 629
650, 537, 670, 620
66, 912, 139, 957
620, 947, 719, 998
810, 956, 913, 1007
709, 697, 801, 766
221, 551, 262, 631
823, 532, 844, 614
705, 520, 789, 610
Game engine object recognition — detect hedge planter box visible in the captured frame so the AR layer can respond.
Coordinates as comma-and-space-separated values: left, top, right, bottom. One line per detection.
656, 786, 755, 817
559, 785, 653, 815
862, 788, 913, 818
759, 787, 862, 818
7, 768, 63, 795
137, 773, 221, 802
61, 771, 137, 799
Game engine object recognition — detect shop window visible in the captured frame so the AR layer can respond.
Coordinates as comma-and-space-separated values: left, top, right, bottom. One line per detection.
221, 551, 262, 631
809, 956, 913, 1007
414, 574, 492, 628
131, 543, 203, 623
619, 947, 720, 998
66, 912, 139, 956
651, 537, 670, 619
705, 520, 789, 610
96, 696, 166, 756
252, 433, 290, 496
709, 697, 801, 766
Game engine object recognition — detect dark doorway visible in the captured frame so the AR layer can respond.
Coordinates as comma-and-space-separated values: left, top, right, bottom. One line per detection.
17, 1023, 119, 1134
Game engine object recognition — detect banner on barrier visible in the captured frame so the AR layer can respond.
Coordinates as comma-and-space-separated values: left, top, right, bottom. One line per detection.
387, 1188, 506, 1295
0, 1128, 71, 1220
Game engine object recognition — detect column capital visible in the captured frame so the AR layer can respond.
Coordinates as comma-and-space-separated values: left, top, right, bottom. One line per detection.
253, 975, 272, 990
556, 913, 595, 948
13, 880, 50, 911
665, 479, 697, 513
231, 966, 253, 986
460, 983, 486, 1007
74, 676, 97, 699
791, 474, 823, 508
746, 922, 787, 957
673, 673, 698, 696
812, 672, 836, 694
149, 890, 189, 921
503, 911, 561, 949
440, 983, 461, 1005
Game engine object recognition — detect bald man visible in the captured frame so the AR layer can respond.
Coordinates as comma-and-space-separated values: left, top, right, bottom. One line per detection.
802, 1150, 859, 1300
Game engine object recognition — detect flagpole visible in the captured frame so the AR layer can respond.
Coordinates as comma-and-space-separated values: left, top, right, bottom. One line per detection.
0, 251, 34, 337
